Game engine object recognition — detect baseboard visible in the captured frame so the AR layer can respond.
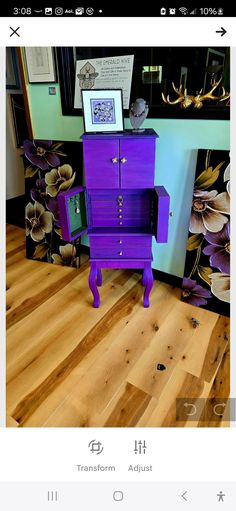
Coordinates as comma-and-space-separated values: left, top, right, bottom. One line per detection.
80, 244, 182, 288
6, 195, 25, 228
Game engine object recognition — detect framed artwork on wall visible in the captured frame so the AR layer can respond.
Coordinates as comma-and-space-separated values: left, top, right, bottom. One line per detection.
24, 47, 57, 83
6, 48, 21, 89
10, 94, 29, 147
81, 89, 124, 133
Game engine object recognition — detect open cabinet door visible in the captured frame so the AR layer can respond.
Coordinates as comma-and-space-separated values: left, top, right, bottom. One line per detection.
153, 186, 170, 243
58, 186, 89, 242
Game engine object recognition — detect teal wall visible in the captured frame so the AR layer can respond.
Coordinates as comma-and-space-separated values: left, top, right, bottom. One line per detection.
28, 83, 230, 277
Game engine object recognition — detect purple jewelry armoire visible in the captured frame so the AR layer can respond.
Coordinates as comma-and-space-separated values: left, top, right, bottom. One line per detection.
58, 129, 170, 308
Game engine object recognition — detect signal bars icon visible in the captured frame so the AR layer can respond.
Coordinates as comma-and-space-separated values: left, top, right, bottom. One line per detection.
190, 8, 197, 15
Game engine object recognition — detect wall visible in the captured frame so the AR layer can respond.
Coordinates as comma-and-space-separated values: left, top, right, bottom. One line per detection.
27, 83, 230, 277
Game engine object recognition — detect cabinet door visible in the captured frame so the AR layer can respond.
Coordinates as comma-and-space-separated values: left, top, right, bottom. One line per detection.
58, 186, 89, 242
83, 139, 120, 188
153, 186, 170, 243
120, 138, 156, 188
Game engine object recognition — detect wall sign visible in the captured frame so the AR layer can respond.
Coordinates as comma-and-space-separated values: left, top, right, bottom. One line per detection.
74, 55, 134, 109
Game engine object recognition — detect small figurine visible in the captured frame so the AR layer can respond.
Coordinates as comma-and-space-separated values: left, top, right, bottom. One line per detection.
129, 98, 149, 131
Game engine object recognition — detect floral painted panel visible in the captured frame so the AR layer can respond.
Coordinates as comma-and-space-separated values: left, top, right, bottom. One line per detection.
182, 149, 230, 317
23, 139, 84, 267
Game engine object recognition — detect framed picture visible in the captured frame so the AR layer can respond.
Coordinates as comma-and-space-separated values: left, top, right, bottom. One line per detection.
203, 48, 225, 93
24, 47, 57, 83
6, 48, 21, 89
81, 89, 124, 133
10, 94, 29, 147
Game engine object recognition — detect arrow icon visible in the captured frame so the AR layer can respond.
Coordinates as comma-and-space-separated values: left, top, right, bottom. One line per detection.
181, 490, 188, 501
216, 27, 227, 37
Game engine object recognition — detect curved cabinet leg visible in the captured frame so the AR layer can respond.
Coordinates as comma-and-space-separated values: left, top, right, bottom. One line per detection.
96, 268, 102, 287
89, 263, 100, 308
142, 270, 147, 287
143, 265, 153, 308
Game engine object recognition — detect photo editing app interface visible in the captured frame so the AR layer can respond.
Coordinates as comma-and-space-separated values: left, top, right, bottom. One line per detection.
1, 4, 235, 511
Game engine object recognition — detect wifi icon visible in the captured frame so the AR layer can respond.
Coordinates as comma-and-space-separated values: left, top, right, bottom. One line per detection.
179, 7, 188, 15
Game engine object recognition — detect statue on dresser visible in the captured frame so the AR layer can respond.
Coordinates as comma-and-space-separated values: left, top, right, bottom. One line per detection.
129, 98, 149, 131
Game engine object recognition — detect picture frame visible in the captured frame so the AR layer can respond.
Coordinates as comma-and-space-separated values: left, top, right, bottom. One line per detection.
10, 94, 29, 147
203, 48, 225, 94
24, 47, 57, 83
6, 48, 21, 90
81, 89, 124, 133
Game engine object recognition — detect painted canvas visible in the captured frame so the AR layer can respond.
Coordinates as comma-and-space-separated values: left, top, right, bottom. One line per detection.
182, 149, 230, 317
23, 139, 84, 267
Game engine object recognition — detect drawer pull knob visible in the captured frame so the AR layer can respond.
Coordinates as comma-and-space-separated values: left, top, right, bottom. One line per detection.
120, 157, 127, 164
118, 215, 122, 219
118, 202, 123, 207
111, 157, 118, 164
119, 252, 123, 256
118, 209, 122, 212
118, 195, 123, 200
119, 240, 122, 244
119, 221, 123, 225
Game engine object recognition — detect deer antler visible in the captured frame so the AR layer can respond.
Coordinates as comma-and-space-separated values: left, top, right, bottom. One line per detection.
162, 82, 194, 108
162, 83, 185, 105
162, 77, 230, 110
197, 77, 225, 101
193, 77, 230, 108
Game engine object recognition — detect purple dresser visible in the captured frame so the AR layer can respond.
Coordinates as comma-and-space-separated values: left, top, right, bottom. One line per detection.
58, 129, 170, 307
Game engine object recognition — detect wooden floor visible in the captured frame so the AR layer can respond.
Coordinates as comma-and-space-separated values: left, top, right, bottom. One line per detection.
6, 224, 230, 428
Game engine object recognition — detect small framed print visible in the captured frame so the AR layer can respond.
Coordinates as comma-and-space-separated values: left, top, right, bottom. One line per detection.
81, 89, 124, 133
24, 47, 57, 83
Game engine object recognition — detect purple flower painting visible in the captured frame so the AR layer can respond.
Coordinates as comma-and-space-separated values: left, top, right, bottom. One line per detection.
24, 140, 60, 170
23, 140, 83, 265
182, 278, 211, 307
203, 222, 230, 274
182, 149, 230, 316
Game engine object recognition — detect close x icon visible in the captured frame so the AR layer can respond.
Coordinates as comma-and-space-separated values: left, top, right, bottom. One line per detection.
10, 26, 20, 37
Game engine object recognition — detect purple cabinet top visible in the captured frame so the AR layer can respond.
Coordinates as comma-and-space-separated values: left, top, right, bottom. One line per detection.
81, 128, 159, 140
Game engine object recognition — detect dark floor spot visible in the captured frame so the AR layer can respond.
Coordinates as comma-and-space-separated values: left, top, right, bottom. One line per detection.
157, 363, 166, 371
154, 323, 159, 332
182, 355, 186, 360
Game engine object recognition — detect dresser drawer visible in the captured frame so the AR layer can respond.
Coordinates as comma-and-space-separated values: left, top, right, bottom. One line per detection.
90, 191, 151, 228
90, 235, 152, 259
